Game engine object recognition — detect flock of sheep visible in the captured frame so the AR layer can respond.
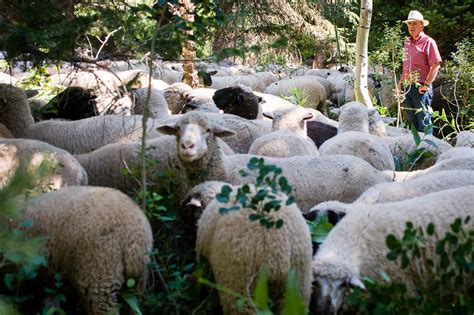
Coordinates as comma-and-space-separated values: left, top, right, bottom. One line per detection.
0, 58, 473, 314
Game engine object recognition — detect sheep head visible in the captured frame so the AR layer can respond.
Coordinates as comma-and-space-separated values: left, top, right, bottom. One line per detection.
311, 272, 365, 315
264, 107, 313, 136
157, 112, 234, 162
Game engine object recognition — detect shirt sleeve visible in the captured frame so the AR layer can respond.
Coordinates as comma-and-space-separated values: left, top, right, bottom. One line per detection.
427, 38, 442, 66
400, 39, 410, 81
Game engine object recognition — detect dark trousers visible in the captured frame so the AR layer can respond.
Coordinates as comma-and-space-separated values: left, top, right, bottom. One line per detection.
404, 84, 433, 132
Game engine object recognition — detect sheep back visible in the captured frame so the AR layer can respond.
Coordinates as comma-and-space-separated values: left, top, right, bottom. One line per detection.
197, 185, 312, 313
22, 186, 153, 315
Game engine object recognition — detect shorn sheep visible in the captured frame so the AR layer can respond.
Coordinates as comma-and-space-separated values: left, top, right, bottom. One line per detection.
0, 138, 88, 192
21, 186, 153, 315
0, 83, 163, 154
196, 183, 312, 314
311, 186, 474, 314
157, 111, 391, 211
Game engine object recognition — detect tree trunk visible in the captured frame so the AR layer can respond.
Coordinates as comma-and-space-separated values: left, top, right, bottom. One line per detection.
180, 0, 199, 88
354, 0, 373, 107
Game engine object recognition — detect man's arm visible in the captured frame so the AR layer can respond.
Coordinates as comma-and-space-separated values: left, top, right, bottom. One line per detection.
418, 63, 441, 93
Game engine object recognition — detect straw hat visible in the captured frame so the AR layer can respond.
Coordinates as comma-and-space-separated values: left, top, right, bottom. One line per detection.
403, 10, 429, 26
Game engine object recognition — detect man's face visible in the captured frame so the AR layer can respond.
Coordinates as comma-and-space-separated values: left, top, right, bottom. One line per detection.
407, 21, 424, 39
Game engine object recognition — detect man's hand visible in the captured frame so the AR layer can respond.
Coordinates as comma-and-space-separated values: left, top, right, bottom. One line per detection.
418, 84, 429, 94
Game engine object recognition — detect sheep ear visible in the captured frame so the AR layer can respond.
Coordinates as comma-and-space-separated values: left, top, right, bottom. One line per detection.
213, 126, 235, 138
330, 107, 341, 117
348, 278, 366, 290
303, 112, 313, 121
367, 108, 377, 116
187, 197, 202, 208
263, 111, 275, 120
156, 123, 177, 135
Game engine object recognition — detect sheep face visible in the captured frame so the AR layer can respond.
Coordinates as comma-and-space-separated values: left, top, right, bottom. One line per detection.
312, 275, 365, 315
156, 112, 235, 162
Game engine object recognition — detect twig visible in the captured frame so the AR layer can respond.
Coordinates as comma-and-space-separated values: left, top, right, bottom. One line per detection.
94, 26, 123, 60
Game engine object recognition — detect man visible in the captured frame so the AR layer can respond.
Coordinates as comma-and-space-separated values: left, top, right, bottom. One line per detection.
398, 10, 442, 132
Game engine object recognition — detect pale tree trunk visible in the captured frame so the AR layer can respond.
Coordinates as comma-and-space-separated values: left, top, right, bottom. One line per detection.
354, 0, 373, 108
180, 0, 199, 88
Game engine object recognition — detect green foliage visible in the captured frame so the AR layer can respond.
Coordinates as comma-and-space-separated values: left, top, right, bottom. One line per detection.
217, 157, 294, 230
369, 23, 404, 74
307, 214, 334, 244
282, 87, 308, 107
0, 167, 69, 314
348, 216, 474, 314
0, 2, 96, 63
394, 124, 438, 171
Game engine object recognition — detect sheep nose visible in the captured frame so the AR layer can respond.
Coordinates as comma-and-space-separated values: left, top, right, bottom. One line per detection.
181, 142, 194, 150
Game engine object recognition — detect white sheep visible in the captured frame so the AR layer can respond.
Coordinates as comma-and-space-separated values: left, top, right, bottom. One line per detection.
196, 183, 313, 313
453, 130, 474, 148
265, 77, 327, 113
311, 186, 474, 314
387, 155, 474, 182
436, 146, 474, 162
318, 131, 395, 171
248, 108, 318, 157
0, 138, 88, 193
333, 101, 369, 134
210, 74, 267, 92
0, 83, 163, 154
131, 87, 170, 119
157, 111, 391, 211
253, 91, 296, 114
21, 186, 153, 315
356, 170, 474, 204
0, 72, 19, 85
386, 133, 452, 171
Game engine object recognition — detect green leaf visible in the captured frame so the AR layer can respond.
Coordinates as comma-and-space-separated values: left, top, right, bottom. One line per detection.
312, 222, 333, 243
127, 278, 136, 288
253, 269, 269, 311
410, 125, 421, 145
427, 223, 435, 236
386, 235, 400, 250
121, 292, 143, 315
282, 270, 306, 315
4, 274, 15, 291
286, 197, 295, 206
249, 214, 261, 221
275, 219, 284, 229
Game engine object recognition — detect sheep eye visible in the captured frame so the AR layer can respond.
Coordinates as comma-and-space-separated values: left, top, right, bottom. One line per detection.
206, 128, 211, 133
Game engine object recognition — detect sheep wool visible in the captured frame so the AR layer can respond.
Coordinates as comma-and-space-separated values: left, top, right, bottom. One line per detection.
132, 87, 170, 119
0, 83, 163, 154
265, 77, 327, 113
356, 170, 474, 204
22, 186, 153, 315
335, 101, 369, 134
197, 184, 312, 314
312, 186, 474, 314
0, 123, 13, 138
158, 111, 391, 212
318, 131, 395, 171
0, 138, 88, 193
453, 130, 474, 148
